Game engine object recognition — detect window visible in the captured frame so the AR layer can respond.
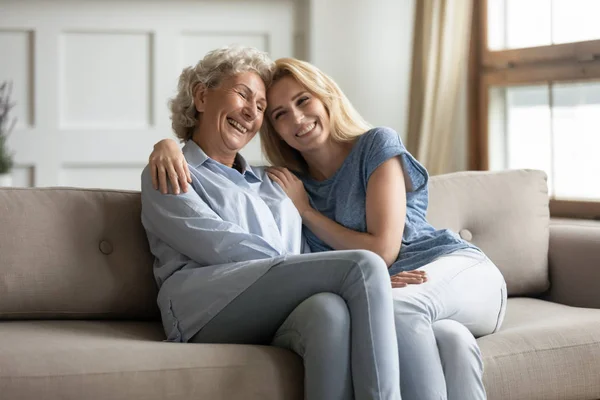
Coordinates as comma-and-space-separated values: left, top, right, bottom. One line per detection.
471, 0, 600, 219
487, 0, 600, 50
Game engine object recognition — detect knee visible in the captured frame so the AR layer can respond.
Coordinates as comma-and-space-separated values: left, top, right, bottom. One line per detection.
346, 249, 389, 280
294, 293, 350, 338
433, 320, 481, 358
273, 293, 350, 356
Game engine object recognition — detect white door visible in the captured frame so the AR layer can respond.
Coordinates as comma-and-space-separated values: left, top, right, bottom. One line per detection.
0, 0, 295, 190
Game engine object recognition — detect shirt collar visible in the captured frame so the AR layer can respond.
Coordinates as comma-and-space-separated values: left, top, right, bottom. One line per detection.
182, 140, 209, 167
234, 153, 262, 182
182, 140, 262, 182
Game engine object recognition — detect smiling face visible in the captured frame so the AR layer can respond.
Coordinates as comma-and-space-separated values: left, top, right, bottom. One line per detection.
193, 71, 267, 159
267, 76, 331, 153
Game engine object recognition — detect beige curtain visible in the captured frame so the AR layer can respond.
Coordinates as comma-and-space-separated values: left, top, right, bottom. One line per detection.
406, 0, 474, 175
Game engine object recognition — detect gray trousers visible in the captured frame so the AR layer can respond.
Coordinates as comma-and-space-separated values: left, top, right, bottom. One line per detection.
190, 250, 401, 400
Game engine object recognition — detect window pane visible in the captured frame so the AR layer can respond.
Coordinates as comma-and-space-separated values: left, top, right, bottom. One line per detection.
506, 0, 552, 49
488, 81, 600, 201
488, 0, 552, 50
552, 81, 600, 200
487, 0, 507, 50
502, 86, 554, 193
488, 0, 600, 50
552, 0, 600, 44
488, 84, 553, 191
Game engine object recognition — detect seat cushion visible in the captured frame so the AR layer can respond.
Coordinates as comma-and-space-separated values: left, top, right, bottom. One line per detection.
0, 320, 303, 400
479, 298, 600, 400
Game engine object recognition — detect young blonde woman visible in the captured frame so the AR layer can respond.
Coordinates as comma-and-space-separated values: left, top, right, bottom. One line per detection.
150, 57, 507, 400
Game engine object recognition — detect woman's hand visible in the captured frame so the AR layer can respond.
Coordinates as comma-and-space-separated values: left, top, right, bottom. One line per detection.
149, 139, 191, 195
266, 167, 312, 217
390, 270, 428, 289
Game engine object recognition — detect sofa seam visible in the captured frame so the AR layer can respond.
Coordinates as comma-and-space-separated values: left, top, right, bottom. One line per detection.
0, 364, 287, 380
485, 340, 600, 361
0, 187, 140, 194
428, 169, 546, 182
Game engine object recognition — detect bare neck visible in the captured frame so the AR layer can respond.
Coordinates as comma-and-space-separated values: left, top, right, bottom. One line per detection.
192, 126, 236, 168
302, 139, 354, 181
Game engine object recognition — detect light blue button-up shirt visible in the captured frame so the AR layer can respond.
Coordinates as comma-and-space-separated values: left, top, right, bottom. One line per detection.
141, 140, 307, 342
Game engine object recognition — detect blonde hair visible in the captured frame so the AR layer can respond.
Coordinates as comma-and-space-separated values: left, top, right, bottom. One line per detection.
261, 58, 371, 172
169, 46, 274, 142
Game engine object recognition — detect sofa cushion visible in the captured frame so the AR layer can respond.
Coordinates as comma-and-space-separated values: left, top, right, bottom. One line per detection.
0, 320, 303, 400
428, 169, 550, 296
478, 297, 600, 400
545, 219, 600, 309
0, 188, 158, 320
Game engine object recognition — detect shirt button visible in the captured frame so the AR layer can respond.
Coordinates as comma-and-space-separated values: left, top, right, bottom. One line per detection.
459, 229, 473, 242
99, 240, 113, 255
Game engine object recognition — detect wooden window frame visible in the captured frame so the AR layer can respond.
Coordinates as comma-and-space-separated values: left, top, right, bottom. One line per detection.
469, 0, 600, 220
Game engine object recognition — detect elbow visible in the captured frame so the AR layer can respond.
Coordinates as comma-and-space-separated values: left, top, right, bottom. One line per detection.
381, 253, 397, 268
372, 244, 401, 268
371, 248, 398, 268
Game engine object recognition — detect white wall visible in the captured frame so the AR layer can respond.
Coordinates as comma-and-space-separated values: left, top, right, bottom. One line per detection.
1, 0, 469, 189
308, 0, 416, 140
0, 0, 296, 189
307, 0, 470, 172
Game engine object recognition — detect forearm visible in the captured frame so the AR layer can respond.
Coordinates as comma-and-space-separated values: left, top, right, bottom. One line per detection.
302, 208, 400, 266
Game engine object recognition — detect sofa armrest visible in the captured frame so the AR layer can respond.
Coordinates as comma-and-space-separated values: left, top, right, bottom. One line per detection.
544, 218, 600, 308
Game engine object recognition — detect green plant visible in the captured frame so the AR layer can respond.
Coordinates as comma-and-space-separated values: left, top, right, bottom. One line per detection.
0, 81, 16, 174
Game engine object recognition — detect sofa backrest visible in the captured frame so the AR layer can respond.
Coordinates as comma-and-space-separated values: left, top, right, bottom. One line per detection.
0, 188, 159, 320
0, 169, 550, 320
427, 169, 550, 296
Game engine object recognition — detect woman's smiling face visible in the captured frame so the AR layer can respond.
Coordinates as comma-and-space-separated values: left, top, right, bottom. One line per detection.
195, 71, 267, 153
267, 76, 331, 153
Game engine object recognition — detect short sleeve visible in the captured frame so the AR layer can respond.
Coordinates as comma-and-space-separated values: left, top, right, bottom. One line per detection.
363, 127, 428, 193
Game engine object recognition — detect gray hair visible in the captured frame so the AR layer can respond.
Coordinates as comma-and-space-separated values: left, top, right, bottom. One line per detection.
169, 46, 274, 142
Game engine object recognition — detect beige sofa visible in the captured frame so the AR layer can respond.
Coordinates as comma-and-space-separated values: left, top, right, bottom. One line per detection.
1, 169, 599, 400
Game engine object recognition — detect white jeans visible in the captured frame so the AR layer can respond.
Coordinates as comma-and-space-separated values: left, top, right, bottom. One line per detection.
392, 249, 507, 400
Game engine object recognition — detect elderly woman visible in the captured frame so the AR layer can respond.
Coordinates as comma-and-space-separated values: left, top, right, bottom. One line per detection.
140, 46, 401, 400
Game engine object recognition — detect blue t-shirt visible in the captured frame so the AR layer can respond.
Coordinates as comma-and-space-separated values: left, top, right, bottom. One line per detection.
300, 126, 477, 274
